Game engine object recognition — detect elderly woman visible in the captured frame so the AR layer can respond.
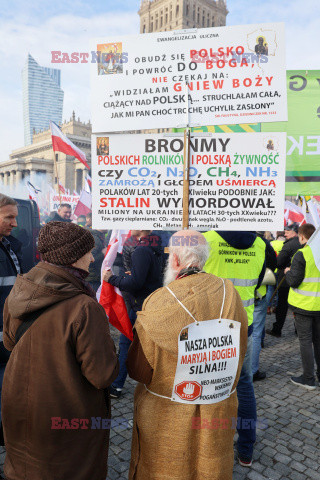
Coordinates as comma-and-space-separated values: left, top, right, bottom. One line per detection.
2, 222, 119, 480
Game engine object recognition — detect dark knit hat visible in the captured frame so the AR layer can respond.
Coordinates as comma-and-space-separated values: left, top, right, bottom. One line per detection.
38, 221, 95, 266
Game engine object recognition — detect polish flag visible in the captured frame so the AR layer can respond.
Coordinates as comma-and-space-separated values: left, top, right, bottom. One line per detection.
84, 175, 92, 193
58, 181, 66, 194
98, 230, 133, 340
284, 201, 305, 225
74, 189, 92, 217
50, 121, 90, 169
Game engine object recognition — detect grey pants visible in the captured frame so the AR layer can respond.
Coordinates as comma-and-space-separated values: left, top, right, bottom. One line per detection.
294, 312, 320, 381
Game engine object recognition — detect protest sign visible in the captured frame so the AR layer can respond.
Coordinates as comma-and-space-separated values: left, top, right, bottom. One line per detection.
171, 318, 241, 404
91, 132, 286, 231
50, 193, 80, 214
91, 22, 287, 131
262, 70, 320, 195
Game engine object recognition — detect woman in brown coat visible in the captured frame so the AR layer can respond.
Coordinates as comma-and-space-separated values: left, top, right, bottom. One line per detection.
2, 221, 119, 480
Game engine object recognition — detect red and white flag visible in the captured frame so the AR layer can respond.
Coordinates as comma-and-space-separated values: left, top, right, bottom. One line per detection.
98, 230, 132, 340
58, 181, 66, 194
284, 201, 306, 226
74, 189, 92, 217
50, 121, 90, 169
27, 181, 41, 202
84, 175, 92, 193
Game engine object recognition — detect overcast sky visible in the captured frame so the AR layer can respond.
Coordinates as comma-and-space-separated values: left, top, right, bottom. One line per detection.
0, 0, 319, 164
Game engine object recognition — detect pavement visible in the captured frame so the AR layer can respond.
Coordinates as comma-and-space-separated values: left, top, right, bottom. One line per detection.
0, 311, 319, 479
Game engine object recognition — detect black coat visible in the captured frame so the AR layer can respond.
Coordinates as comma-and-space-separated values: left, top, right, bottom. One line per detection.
0, 236, 23, 332
108, 242, 164, 312
277, 236, 301, 288
46, 212, 71, 223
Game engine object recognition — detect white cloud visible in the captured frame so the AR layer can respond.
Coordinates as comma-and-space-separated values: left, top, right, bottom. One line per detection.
0, 11, 139, 164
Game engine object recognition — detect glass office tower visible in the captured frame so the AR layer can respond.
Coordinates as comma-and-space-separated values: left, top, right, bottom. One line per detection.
22, 54, 64, 145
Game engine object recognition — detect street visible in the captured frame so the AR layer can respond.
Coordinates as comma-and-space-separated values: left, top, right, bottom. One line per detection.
0, 311, 318, 480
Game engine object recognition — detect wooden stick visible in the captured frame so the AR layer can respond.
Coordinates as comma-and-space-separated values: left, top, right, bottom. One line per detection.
182, 128, 190, 229
269, 276, 286, 303
53, 149, 62, 206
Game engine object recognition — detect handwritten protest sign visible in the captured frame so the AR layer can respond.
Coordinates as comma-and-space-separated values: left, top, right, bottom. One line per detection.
91, 23, 287, 132
50, 194, 80, 214
91, 132, 286, 231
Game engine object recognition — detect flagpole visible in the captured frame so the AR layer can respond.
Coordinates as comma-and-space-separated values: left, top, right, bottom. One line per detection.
182, 82, 190, 230
52, 149, 62, 206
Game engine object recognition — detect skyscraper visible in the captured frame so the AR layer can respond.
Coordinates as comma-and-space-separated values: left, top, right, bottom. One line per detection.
22, 54, 64, 145
139, 0, 228, 33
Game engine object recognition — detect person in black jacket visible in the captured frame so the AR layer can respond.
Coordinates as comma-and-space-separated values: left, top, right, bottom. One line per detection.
0, 194, 22, 443
103, 230, 164, 398
267, 223, 301, 337
46, 203, 72, 223
285, 224, 320, 389
252, 232, 277, 381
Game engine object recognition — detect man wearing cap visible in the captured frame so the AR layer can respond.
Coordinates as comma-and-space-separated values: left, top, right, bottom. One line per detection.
267, 223, 301, 337
2, 222, 119, 480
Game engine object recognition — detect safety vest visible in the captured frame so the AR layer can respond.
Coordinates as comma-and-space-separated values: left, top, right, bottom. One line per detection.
203, 231, 266, 327
270, 239, 284, 274
271, 239, 284, 256
288, 245, 320, 311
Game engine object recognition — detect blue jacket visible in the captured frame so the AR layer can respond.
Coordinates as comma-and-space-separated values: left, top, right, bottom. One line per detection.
0, 235, 23, 332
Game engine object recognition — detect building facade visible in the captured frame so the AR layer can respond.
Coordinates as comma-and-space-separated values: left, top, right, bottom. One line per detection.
0, 113, 91, 193
22, 54, 64, 145
139, 0, 228, 33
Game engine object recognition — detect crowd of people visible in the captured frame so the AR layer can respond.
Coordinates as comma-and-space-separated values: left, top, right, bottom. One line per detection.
0, 192, 319, 479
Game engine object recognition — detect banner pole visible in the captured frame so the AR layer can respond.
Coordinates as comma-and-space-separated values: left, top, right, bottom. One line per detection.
182, 82, 190, 230
53, 149, 62, 206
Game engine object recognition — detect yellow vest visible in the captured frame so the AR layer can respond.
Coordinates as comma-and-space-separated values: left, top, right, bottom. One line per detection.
288, 245, 320, 311
203, 231, 266, 326
271, 239, 284, 255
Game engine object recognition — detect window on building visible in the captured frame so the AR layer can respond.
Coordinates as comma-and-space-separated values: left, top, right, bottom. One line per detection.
150, 22, 153, 32
176, 4, 179, 17
202, 14, 205, 26
166, 13, 168, 23
186, 4, 189, 16
161, 16, 163, 27
207, 13, 210, 27
156, 19, 158, 29
170, 10, 172, 20
212, 17, 215, 27
143, 24, 146, 33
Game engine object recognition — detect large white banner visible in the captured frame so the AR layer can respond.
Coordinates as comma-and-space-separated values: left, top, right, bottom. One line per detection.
91, 23, 287, 132
50, 193, 80, 214
91, 132, 286, 231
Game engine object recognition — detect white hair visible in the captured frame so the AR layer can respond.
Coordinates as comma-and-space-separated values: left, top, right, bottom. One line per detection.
170, 242, 210, 270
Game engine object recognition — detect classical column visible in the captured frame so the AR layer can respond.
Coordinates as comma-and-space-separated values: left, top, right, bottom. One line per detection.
16, 170, 23, 185
10, 171, 16, 188
4, 172, 9, 186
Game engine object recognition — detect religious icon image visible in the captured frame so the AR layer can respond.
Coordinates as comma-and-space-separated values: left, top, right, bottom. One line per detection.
255, 36, 268, 56
97, 42, 123, 75
247, 28, 278, 58
267, 139, 274, 150
263, 136, 279, 152
180, 328, 189, 341
97, 137, 109, 155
